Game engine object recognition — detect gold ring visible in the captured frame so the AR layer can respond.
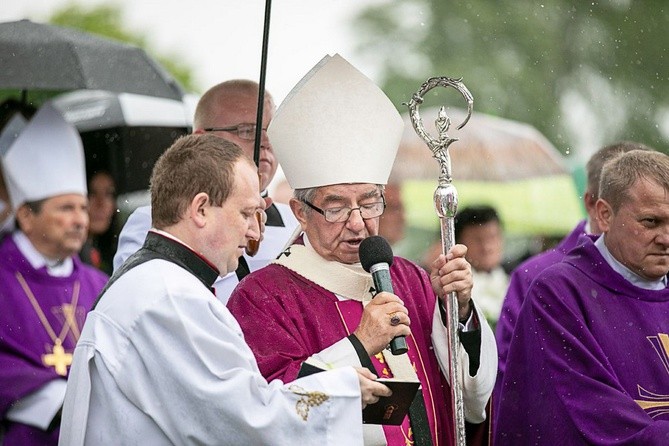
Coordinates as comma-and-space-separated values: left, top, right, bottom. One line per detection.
389, 313, 401, 326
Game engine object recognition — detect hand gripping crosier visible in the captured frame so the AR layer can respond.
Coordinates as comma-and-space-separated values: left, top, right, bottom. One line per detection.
405, 77, 473, 446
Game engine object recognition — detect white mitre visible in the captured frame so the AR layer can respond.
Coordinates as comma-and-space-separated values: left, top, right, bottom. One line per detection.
269, 54, 404, 190
3, 102, 87, 209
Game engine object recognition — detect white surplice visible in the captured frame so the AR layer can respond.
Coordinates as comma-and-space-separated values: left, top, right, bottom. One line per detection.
59, 257, 362, 446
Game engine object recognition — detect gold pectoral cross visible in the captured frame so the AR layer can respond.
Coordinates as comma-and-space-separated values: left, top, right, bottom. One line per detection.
42, 339, 73, 376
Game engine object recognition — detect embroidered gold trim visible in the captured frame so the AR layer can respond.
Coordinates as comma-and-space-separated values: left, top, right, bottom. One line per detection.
289, 385, 330, 421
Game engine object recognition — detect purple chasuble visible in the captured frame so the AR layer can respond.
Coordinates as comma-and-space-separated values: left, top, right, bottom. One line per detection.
0, 235, 108, 445
493, 220, 586, 412
495, 235, 669, 444
229, 256, 455, 446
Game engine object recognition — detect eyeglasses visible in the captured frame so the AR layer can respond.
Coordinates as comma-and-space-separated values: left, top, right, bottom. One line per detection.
202, 123, 266, 141
302, 198, 386, 223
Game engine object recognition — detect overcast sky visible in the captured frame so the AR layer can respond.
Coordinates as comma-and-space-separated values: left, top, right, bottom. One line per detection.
2, 0, 386, 103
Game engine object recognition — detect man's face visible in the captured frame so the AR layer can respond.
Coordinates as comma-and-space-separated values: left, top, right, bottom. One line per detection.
203, 93, 277, 192
202, 160, 265, 275
597, 179, 669, 281
458, 221, 504, 273
20, 194, 89, 260
293, 183, 382, 264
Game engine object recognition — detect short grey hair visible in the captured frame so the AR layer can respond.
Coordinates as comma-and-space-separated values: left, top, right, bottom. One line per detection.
293, 184, 386, 215
293, 187, 319, 215
599, 149, 669, 212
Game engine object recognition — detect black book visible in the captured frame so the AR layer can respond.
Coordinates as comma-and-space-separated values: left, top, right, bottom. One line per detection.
362, 379, 421, 425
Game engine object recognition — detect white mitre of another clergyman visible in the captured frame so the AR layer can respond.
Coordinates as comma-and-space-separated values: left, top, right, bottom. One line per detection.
269, 53, 404, 189
3, 102, 87, 210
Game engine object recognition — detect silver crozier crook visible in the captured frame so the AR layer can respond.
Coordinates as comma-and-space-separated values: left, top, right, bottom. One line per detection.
406, 77, 473, 446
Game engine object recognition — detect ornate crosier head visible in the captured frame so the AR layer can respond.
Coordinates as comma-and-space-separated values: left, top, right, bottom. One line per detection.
404, 77, 473, 185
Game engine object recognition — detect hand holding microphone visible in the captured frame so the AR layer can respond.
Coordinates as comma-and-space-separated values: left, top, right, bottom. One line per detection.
358, 236, 410, 355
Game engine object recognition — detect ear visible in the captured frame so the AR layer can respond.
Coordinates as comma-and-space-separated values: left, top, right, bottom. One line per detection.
15, 205, 34, 234
583, 191, 597, 214
289, 198, 308, 231
594, 198, 613, 233
189, 192, 210, 228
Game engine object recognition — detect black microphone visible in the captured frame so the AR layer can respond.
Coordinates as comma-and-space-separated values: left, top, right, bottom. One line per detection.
359, 235, 408, 355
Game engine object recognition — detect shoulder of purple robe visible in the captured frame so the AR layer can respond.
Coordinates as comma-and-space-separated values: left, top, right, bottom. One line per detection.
495, 220, 586, 381
228, 264, 340, 382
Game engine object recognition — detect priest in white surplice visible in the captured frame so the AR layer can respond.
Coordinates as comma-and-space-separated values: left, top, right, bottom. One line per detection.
59, 134, 391, 446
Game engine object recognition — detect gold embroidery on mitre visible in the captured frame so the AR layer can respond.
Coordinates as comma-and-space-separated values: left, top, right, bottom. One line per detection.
289, 385, 330, 421
634, 333, 669, 418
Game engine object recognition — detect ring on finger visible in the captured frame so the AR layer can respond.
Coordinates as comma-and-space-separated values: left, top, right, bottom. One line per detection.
389, 312, 401, 326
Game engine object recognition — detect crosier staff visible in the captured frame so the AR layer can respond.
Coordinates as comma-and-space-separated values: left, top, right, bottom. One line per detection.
405, 77, 473, 446
246, 0, 273, 256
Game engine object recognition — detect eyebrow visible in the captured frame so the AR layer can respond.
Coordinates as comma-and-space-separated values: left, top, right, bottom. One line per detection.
320, 188, 381, 205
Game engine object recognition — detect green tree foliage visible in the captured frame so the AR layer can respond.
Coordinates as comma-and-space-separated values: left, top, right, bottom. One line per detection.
353, 0, 668, 157
49, 3, 198, 92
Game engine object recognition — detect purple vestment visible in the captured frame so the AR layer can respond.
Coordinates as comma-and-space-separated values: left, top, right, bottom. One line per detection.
0, 235, 107, 445
494, 220, 587, 403
228, 256, 455, 446
495, 235, 669, 444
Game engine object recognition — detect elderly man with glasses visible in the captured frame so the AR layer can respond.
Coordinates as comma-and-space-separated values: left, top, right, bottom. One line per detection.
227, 54, 496, 446
112, 79, 299, 302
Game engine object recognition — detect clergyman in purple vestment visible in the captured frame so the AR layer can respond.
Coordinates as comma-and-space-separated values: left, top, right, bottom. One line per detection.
229, 54, 497, 446
230, 240, 498, 446
494, 140, 656, 419
0, 102, 108, 445
0, 235, 107, 445
495, 150, 669, 444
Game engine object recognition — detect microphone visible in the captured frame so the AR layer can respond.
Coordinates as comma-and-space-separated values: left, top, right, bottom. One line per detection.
359, 235, 408, 355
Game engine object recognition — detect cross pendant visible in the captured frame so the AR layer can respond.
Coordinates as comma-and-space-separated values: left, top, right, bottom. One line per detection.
42, 340, 73, 376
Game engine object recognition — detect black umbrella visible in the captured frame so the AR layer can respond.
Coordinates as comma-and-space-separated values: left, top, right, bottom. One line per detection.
51, 90, 192, 195
0, 19, 184, 101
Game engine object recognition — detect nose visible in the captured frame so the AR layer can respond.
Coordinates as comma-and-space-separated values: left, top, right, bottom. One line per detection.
75, 207, 89, 229
260, 128, 272, 150
248, 212, 262, 241
656, 226, 669, 247
345, 207, 366, 231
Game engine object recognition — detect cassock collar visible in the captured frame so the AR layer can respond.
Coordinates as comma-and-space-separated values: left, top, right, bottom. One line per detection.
12, 230, 73, 276
144, 230, 220, 290
595, 234, 667, 290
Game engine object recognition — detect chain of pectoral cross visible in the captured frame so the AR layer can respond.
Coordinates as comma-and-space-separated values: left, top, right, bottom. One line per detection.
15, 272, 81, 376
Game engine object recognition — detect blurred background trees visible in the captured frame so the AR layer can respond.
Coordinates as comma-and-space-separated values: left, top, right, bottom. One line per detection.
353, 0, 668, 163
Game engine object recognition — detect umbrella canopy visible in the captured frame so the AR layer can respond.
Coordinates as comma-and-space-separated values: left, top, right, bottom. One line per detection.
52, 90, 193, 131
51, 90, 192, 195
394, 106, 567, 182
402, 177, 584, 237
0, 20, 184, 101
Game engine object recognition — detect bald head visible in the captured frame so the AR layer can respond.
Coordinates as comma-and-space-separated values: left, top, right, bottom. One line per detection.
192, 79, 277, 191
193, 80, 274, 130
